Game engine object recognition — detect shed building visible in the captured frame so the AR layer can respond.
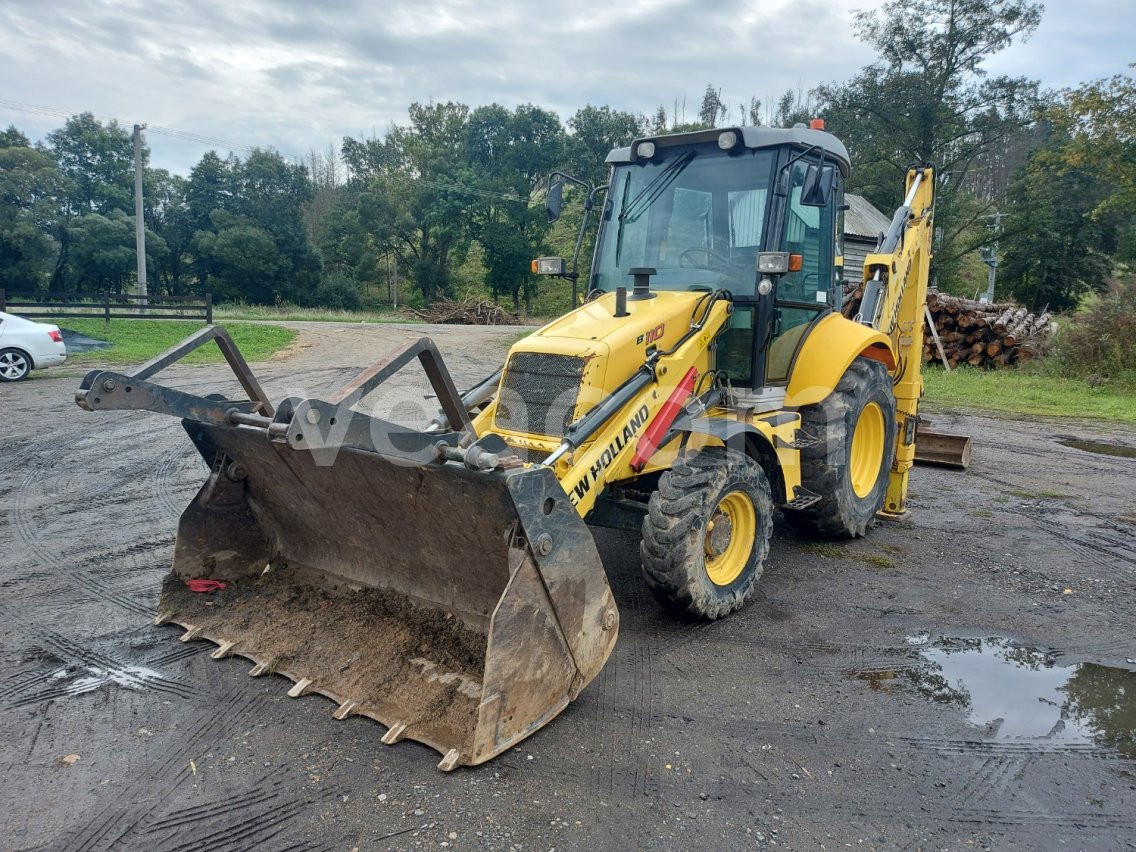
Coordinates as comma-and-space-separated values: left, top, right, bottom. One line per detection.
842, 194, 893, 285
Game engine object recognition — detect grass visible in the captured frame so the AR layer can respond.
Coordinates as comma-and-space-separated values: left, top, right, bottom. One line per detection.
857, 554, 897, 571
61, 319, 295, 365
798, 540, 899, 571
1005, 487, 1071, 500
800, 541, 845, 559
211, 303, 416, 324
923, 366, 1136, 424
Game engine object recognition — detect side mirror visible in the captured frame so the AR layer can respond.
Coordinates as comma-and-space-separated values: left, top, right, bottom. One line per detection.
800, 164, 836, 207
546, 180, 564, 223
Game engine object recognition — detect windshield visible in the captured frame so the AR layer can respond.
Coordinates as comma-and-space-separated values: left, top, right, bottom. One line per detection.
593, 144, 777, 295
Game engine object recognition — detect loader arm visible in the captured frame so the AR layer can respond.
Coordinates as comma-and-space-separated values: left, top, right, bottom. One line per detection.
543, 295, 734, 518
855, 166, 935, 516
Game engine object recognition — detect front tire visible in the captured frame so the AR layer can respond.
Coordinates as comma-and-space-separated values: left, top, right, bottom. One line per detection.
786, 356, 897, 538
641, 448, 773, 619
0, 348, 31, 382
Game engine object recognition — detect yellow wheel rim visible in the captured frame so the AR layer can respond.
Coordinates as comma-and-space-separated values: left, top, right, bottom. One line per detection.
850, 401, 886, 498
703, 491, 756, 586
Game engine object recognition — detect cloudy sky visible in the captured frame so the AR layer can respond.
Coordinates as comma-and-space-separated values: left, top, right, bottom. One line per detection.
2, 0, 1132, 176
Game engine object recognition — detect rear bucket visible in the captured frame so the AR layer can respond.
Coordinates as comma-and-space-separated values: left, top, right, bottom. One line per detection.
914, 429, 972, 469
159, 419, 618, 770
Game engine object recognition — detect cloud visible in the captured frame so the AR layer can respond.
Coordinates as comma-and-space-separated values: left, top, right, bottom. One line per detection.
1, 0, 1131, 175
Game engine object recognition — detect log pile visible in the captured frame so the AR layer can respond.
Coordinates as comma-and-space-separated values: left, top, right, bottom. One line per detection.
406, 298, 522, 325
842, 286, 1054, 369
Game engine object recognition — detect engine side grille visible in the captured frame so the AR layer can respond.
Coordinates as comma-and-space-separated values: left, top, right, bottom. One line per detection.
513, 446, 552, 466
494, 352, 585, 438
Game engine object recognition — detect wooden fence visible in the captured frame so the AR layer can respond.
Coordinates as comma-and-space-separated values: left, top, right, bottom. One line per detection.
0, 290, 212, 323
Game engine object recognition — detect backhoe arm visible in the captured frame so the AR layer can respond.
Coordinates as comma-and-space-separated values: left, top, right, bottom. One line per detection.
856, 166, 935, 517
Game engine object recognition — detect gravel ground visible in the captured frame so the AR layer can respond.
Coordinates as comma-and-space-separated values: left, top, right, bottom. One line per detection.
1, 321, 1134, 852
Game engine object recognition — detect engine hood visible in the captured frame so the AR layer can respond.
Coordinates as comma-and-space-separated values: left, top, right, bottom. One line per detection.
524, 290, 709, 355
491, 290, 714, 441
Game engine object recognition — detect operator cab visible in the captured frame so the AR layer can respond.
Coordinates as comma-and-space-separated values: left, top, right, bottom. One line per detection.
594, 125, 848, 401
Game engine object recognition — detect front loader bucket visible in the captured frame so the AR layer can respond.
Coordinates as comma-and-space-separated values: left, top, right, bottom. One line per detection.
76, 329, 618, 770
161, 420, 618, 770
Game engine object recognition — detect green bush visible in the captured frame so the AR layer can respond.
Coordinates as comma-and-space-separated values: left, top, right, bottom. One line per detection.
1052, 273, 1136, 384
305, 273, 363, 311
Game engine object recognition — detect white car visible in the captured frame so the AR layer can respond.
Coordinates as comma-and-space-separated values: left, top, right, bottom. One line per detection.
0, 311, 68, 381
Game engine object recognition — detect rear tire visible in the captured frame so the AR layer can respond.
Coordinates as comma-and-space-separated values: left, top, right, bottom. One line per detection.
641, 448, 773, 619
786, 356, 897, 538
0, 348, 31, 382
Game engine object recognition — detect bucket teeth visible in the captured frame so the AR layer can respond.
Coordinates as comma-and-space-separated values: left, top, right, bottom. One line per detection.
438, 749, 461, 772
333, 700, 358, 720
248, 662, 272, 677
180, 625, 204, 643
287, 677, 315, 698
210, 640, 237, 660
381, 723, 407, 745
154, 609, 176, 626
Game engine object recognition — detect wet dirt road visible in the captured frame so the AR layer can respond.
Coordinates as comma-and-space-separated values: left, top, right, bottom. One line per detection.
2, 322, 1135, 851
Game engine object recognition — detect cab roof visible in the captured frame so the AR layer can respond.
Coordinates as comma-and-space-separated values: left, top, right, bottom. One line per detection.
606, 125, 851, 178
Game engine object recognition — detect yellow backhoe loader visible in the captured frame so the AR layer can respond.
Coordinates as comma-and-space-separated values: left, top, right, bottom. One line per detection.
77, 123, 963, 770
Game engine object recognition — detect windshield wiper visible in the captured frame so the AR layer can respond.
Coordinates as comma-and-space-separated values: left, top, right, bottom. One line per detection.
618, 150, 696, 226
614, 171, 632, 266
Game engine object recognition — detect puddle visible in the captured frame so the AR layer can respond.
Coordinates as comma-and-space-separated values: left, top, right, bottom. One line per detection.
60, 328, 113, 354
852, 636, 1136, 757
1056, 437, 1136, 460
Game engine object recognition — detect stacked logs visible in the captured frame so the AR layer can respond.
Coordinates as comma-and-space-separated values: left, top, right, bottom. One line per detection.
842, 286, 1054, 369
406, 298, 522, 325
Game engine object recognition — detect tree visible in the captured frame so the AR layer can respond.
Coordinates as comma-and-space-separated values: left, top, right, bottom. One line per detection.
46, 113, 137, 217
998, 147, 1118, 310
1, 126, 30, 148
184, 149, 318, 304
145, 169, 194, 294
773, 88, 812, 128
193, 214, 286, 303
345, 102, 473, 304
698, 84, 727, 127
465, 104, 566, 311
566, 105, 644, 186
0, 144, 72, 291
814, 0, 1043, 284
64, 211, 156, 293
999, 74, 1136, 309
1045, 72, 1136, 220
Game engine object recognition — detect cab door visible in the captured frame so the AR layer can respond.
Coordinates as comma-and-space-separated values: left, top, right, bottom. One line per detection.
765, 159, 840, 385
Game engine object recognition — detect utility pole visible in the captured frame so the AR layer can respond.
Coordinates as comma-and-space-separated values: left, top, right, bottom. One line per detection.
391, 255, 398, 310
979, 211, 1004, 304
133, 123, 148, 307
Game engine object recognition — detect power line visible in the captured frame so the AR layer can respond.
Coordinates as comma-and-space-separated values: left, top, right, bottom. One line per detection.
0, 97, 303, 162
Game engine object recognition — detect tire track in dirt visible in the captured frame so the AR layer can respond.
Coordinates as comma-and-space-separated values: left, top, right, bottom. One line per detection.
151, 445, 205, 521
144, 641, 210, 668
821, 802, 1136, 830
139, 767, 339, 852
147, 794, 314, 852
580, 534, 660, 844
955, 754, 1032, 805
51, 687, 267, 852
141, 788, 282, 833
896, 735, 1128, 759
1050, 638, 1136, 662
11, 443, 155, 620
